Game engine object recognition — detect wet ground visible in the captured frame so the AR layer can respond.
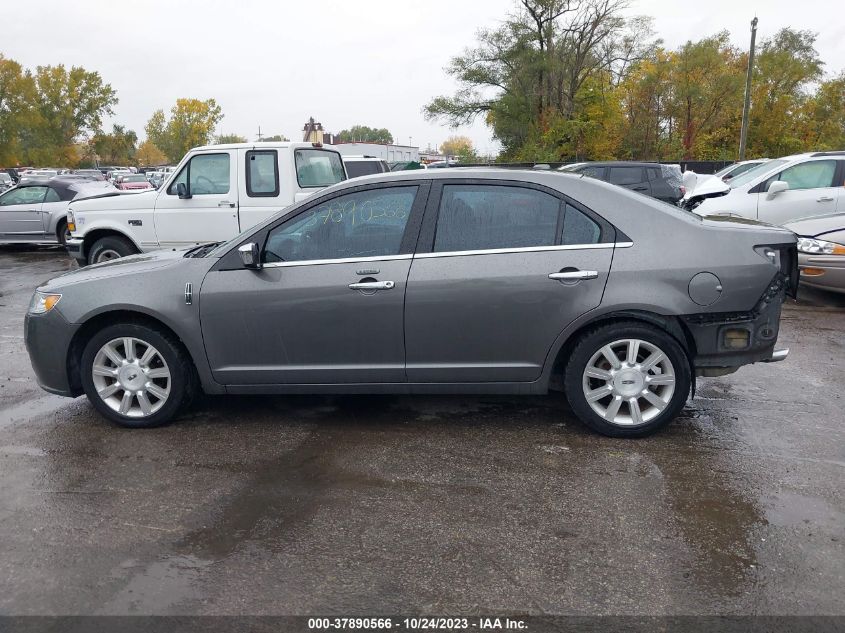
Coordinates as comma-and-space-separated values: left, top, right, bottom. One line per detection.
0, 244, 843, 616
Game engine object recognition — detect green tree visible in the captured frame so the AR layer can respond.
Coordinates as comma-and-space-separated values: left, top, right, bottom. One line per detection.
0, 56, 37, 165
91, 124, 137, 165
335, 125, 393, 143
145, 98, 223, 162
24, 64, 117, 165
747, 28, 824, 157
216, 133, 247, 144
259, 134, 289, 142
800, 73, 845, 150
425, 0, 658, 159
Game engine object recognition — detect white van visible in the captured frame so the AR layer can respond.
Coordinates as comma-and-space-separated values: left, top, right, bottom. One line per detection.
66, 142, 346, 265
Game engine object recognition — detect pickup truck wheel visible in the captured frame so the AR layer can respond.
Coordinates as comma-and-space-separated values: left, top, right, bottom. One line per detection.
563, 321, 691, 438
80, 323, 196, 428
88, 235, 137, 265
56, 220, 70, 246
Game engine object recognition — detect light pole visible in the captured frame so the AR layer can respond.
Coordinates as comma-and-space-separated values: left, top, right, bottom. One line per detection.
739, 17, 758, 161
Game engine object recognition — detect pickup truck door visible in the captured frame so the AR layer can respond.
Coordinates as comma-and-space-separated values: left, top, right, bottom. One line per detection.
0, 186, 47, 239
154, 150, 240, 248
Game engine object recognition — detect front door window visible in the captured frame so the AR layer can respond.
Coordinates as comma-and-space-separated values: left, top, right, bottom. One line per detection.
263, 186, 418, 263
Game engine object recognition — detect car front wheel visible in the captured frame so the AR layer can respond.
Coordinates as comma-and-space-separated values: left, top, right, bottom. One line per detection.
80, 322, 195, 428
564, 321, 691, 438
88, 235, 137, 265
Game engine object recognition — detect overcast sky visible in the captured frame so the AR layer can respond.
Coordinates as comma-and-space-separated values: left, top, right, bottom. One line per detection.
3, 0, 844, 155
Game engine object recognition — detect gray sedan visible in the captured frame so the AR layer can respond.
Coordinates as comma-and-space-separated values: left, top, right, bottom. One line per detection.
24, 170, 797, 437
785, 213, 845, 294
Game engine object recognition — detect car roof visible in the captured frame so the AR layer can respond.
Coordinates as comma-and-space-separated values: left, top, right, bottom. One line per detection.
572, 161, 674, 168
193, 141, 323, 152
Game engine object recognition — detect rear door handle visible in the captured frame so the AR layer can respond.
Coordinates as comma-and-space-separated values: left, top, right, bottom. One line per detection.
549, 270, 598, 281
218, 201, 236, 208
348, 280, 395, 290
817, 196, 834, 202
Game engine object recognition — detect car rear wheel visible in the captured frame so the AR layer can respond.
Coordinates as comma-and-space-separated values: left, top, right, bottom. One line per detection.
88, 235, 137, 265
563, 321, 691, 438
80, 323, 195, 428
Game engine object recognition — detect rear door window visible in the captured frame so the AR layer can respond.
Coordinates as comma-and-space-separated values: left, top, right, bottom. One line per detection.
246, 150, 279, 197
608, 167, 645, 186
433, 184, 561, 252
561, 204, 601, 245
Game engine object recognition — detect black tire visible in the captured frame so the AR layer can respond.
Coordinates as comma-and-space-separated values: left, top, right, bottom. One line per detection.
563, 321, 691, 438
87, 235, 137, 265
56, 219, 69, 246
80, 322, 196, 429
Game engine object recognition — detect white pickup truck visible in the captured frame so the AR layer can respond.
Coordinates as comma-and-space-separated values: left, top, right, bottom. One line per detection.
66, 141, 346, 265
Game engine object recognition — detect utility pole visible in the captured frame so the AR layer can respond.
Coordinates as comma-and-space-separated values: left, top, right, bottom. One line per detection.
739, 17, 758, 161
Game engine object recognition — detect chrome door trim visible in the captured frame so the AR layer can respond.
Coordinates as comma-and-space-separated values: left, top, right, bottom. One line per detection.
348, 280, 395, 290
414, 242, 632, 259
262, 254, 413, 269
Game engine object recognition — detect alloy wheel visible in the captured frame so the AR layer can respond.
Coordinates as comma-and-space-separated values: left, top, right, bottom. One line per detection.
581, 338, 676, 426
91, 337, 171, 418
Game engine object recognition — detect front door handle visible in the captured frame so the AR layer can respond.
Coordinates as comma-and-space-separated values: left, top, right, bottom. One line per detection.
817, 196, 834, 202
218, 201, 236, 208
348, 280, 395, 290
549, 270, 598, 281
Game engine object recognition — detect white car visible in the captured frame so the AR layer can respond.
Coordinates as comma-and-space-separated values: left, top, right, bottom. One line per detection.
691, 152, 845, 225
682, 159, 769, 205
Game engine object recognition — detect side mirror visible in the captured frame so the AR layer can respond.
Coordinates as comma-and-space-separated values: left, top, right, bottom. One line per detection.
176, 182, 191, 199
767, 180, 788, 199
238, 242, 261, 269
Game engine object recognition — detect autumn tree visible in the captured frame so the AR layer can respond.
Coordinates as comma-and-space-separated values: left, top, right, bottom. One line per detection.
335, 125, 393, 143
145, 98, 223, 163
216, 133, 247, 144
135, 140, 167, 166
0, 56, 37, 165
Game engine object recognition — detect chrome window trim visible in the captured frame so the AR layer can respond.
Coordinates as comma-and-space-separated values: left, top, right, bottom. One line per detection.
415, 242, 632, 259
259, 242, 633, 267
262, 254, 413, 268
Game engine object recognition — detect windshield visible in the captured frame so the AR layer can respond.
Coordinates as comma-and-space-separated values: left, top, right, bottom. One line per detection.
124, 175, 147, 182
728, 159, 788, 189
294, 149, 346, 187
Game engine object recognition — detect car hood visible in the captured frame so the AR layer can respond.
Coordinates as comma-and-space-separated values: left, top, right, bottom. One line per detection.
40, 247, 202, 290
783, 213, 845, 238
69, 189, 158, 211
687, 175, 730, 199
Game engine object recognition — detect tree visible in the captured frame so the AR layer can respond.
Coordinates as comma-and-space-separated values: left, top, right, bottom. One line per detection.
440, 135, 476, 159
91, 124, 137, 165
335, 125, 393, 143
747, 28, 824, 157
24, 64, 117, 165
259, 134, 289, 142
145, 98, 223, 162
216, 133, 247, 144
135, 140, 168, 166
0, 56, 37, 165
425, 0, 658, 159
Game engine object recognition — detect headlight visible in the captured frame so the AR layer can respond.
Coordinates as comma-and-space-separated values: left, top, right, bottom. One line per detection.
797, 237, 845, 255
28, 291, 62, 314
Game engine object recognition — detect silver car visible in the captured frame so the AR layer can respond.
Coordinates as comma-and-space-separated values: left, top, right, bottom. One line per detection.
24, 169, 797, 437
785, 213, 845, 294
0, 178, 115, 245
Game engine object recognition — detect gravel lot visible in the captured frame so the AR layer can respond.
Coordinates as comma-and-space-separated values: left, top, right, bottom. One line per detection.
1, 244, 843, 616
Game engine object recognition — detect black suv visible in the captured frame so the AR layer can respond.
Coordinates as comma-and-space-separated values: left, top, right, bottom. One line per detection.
563, 161, 684, 204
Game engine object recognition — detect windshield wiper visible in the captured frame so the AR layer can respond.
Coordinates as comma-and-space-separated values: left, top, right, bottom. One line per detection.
183, 242, 222, 258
